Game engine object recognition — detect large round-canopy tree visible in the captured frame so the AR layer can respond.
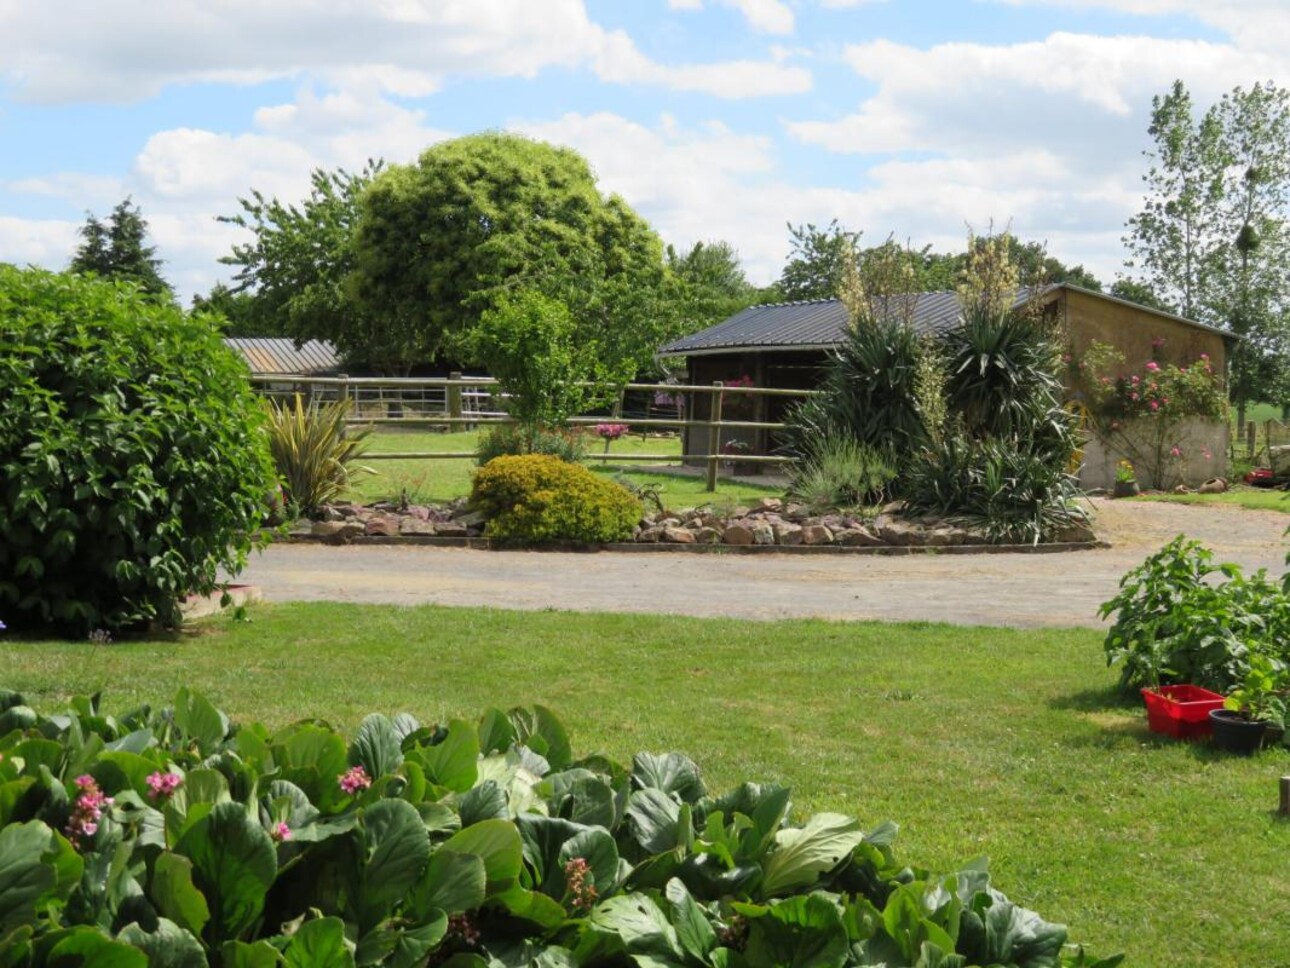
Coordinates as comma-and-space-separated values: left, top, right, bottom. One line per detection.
350, 132, 678, 382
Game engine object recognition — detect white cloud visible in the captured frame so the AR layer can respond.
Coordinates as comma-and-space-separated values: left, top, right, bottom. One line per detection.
0, 0, 810, 102
992, 0, 1290, 58
0, 217, 79, 269
4, 84, 456, 298
666, 0, 795, 34
507, 110, 1132, 287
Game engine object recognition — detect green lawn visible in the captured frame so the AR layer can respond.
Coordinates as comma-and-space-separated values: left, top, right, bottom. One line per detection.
5, 604, 1288, 966
349, 428, 783, 506
1137, 485, 1290, 512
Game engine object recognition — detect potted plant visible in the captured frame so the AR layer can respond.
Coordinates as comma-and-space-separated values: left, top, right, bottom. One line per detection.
1210, 656, 1288, 754
1113, 458, 1139, 498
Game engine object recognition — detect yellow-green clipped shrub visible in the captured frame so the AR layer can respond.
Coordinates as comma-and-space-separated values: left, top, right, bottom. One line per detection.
471, 454, 642, 546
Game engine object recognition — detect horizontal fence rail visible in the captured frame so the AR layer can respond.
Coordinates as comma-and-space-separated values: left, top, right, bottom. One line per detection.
249, 373, 816, 491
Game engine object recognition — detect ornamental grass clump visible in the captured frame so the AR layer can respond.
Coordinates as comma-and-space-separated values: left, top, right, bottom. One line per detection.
0, 686, 1115, 968
470, 454, 641, 546
0, 266, 276, 633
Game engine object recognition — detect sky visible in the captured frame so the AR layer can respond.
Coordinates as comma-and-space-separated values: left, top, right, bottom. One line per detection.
2, 0, 1289, 302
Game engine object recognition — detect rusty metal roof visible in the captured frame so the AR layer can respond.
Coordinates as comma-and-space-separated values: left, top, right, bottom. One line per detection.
223, 338, 340, 375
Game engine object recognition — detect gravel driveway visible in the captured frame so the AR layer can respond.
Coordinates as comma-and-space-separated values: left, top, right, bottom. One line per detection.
238, 498, 1288, 629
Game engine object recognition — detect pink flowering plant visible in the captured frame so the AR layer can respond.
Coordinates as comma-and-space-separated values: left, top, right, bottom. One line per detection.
594, 423, 630, 441
1072, 340, 1227, 489
0, 685, 1115, 966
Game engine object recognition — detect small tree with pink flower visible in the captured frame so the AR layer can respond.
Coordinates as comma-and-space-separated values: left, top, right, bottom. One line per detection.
1071, 339, 1227, 489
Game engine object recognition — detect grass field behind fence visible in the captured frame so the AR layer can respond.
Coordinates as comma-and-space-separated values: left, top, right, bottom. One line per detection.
347, 429, 784, 506
5, 603, 1289, 967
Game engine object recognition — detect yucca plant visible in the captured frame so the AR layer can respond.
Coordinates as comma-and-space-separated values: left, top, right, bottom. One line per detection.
942, 304, 1065, 440
264, 394, 373, 514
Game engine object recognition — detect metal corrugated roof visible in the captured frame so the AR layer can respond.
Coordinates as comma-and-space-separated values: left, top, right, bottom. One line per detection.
660, 283, 1233, 356
223, 338, 341, 375
660, 290, 1035, 356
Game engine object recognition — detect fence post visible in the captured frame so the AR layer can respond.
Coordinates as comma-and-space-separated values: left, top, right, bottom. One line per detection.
706, 382, 724, 492
1247, 420, 1257, 458
448, 371, 463, 430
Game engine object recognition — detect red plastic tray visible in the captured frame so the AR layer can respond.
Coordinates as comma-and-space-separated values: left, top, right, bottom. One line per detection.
1141, 685, 1226, 740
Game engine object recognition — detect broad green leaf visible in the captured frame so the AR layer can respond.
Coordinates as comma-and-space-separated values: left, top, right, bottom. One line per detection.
149, 853, 211, 938
281, 917, 355, 968
180, 770, 231, 808
440, 820, 523, 898
351, 714, 403, 781
356, 799, 431, 930
759, 814, 864, 898
557, 827, 619, 895
958, 894, 1067, 968
407, 721, 478, 793
881, 884, 956, 962
220, 940, 283, 968
273, 727, 349, 811
118, 919, 208, 968
94, 752, 159, 797
507, 707, 571, 771
664, 878, 717, 965
627, 788, 683, 855
587, 893, 682, 961
408, 849, 486, 918
176, 801, 277, 945
0, 821, 60, 934
632, 753, 704, 804
743, 894, 848, 968
476, 709, 514, 756
174, 688, 229, 756
355, 915, 445, 968
494, 885, 569, 930
47, 926, 150, 968
457, 781, 507, 827
12, 739, 62, 775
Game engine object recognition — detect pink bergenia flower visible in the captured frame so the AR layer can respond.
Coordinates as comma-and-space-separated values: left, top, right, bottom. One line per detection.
272, 822, 291, 842
1129, 392, 1139, 401
1199, 353, 1209, 361
1145, 361, 1160, 372
339, 765, 372, 794
66, 775, 113, 848
1131, 375, 1140, 384
1149, 400, 1160, 411
146, 772, 183, 802
1170, 446, 1182, 457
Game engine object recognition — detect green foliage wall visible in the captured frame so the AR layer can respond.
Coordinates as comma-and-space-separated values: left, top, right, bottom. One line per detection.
0, 267, 276, 632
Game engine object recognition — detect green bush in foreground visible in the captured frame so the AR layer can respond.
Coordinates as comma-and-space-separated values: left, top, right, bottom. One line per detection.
0, 266, 276, 633
0, 688, 1117, 968
471, 454, 641, 545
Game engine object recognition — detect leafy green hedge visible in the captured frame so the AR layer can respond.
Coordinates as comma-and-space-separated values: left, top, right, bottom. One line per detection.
471, 455, 641, 546
0, 267, 276, 632
0, 689, 1117, 968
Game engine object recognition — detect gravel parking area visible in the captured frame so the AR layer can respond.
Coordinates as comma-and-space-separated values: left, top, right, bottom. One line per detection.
237, 498, 1288, 628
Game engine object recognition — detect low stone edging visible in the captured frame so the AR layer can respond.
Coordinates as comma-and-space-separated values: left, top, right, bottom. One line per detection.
274, 497, 1104, 554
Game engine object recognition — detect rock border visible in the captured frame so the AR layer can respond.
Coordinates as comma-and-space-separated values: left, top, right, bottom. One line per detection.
276, 497, 1104, 554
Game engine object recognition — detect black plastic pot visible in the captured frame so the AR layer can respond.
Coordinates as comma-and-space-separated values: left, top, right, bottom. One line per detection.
1208, 709, 1269, 755
1113, 480, 1140, 498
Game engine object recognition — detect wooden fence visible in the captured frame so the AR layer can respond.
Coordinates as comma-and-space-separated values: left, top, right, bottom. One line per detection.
249, 374, 814, 491
1235, 418, 1290, 463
